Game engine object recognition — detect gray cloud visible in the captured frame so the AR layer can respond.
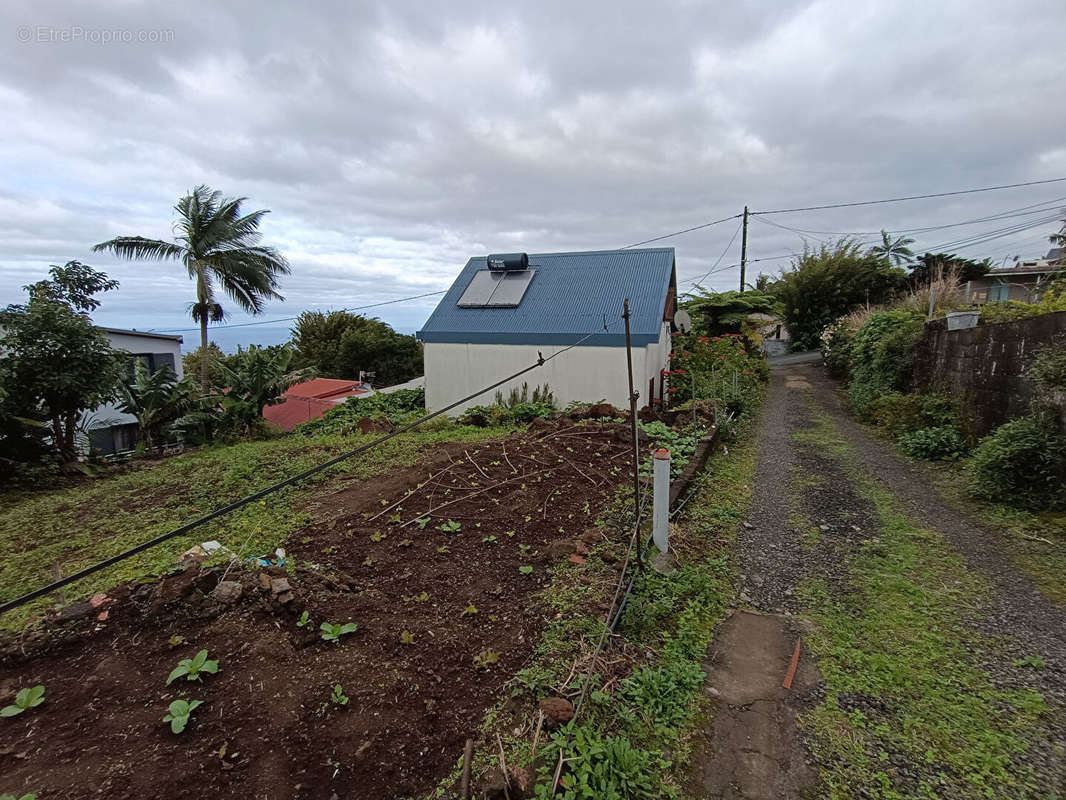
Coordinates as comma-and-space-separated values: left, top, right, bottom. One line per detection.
1, 0, 1064, 339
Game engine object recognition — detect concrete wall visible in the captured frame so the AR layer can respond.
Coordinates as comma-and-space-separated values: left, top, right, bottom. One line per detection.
424, 331, 669, 414
912, 310, 1066, 436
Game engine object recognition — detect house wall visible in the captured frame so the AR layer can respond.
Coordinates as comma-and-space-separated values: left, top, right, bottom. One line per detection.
85, 331, 184, 455
424, 333, 670, 414
911, 310, 1066, 437
967, 275, 1050, 304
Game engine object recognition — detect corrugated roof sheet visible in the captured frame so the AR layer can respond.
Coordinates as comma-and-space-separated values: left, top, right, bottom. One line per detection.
417, 248, 675, 347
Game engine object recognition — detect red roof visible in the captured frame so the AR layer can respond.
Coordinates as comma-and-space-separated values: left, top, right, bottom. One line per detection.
262, 378, 370, 431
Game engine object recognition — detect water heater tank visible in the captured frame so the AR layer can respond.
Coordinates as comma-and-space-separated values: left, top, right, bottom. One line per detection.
486, 252, 529, 271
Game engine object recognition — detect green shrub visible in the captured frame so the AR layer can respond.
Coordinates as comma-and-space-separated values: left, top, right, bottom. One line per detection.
1030, 344, 1066, 391
897, 426, 969, 461
968, 416, 1066, 510
297, 388, 425, 435
820, 319, 854, 378
866, 393, 959, 438
620, 661, 705, 732
846, 311, 924, 417
534, 723, 662, 800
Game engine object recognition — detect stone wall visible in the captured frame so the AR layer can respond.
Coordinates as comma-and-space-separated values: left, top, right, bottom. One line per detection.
912, 310, 1066, 437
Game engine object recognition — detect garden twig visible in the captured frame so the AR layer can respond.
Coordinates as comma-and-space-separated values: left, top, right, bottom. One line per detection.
495, 731, 512, 800
399, 468, 549, 527
501, 440, 518, 475
531, 711, 544, 759
465, 449, 492, 482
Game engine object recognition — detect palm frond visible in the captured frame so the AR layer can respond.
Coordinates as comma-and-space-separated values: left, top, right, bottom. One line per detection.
92, 237, 184, 261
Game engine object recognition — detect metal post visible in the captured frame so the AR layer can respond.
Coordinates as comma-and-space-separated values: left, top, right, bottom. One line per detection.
652, 448, 670, 553
622, 299, 643, 565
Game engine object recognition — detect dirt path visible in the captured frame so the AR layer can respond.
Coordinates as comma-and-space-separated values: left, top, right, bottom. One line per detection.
691, 362, 1066, 799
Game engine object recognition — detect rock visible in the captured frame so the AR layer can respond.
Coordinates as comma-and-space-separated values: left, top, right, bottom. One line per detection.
269, 577, 291, 596
545, 540, 576, 558
258, 572, 272, 591
212, 581, 243, 604
539, 696, 575, 728
276, 591, 294, 605
705, 686, 720, 698
580, 528, 603, 544
574, 541, 590, 555
569, 554, 586, 565
56, 601, 95, 622
356, 416, 393, 434
261, 565, 288, 578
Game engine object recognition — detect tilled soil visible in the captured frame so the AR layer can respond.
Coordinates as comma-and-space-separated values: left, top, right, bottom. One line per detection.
0, 422, 633, 800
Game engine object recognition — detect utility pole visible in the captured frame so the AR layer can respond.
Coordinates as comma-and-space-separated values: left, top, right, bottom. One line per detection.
739, 205, 749, 292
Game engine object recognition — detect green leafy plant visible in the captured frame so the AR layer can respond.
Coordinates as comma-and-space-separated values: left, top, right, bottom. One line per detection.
519, 565, 534, 575
462, 604, 478, 616
330, 684, 349, 706
1030, 343, 1066, 390
320, 622, 358, 643
968, 416, 1066, 510
296, 610, 310, 627
473, 649, 500, 668
482, 535, 497, 543
438, 519, 461, 533
533, 722, 659, 800
400, 630, 415, 645
415, 517, 431, 529
896, 426, 969, 461
0, 792, 37, 800
162, 699, 202, 734
0, 686, 45, 717
166, 650, 219, 685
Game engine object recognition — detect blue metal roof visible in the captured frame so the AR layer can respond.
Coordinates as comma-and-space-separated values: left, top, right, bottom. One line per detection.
417, 248, 675, 347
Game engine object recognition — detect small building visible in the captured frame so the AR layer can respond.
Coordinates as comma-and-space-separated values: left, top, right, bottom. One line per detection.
88, 327, 184, 455
417, 248, 677, 414
262, 377, 374, 431
967, 251, 1064, 304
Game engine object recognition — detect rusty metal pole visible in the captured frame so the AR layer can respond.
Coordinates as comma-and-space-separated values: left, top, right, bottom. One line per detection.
622, 300, 643, 566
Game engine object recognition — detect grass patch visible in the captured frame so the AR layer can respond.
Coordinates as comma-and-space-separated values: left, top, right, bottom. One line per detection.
795, 411, 1051, 799
0, 424, 511, 631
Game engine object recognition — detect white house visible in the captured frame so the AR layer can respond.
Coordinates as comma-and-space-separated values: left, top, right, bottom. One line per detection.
86, 327, 184, 455
417, 248, 678, 414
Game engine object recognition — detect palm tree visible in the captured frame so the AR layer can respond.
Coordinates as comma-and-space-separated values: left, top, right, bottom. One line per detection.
93, 186, 290, 391
870, 229, 916, 266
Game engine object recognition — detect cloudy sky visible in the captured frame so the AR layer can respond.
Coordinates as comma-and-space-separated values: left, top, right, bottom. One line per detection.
2, 0, 1065, 346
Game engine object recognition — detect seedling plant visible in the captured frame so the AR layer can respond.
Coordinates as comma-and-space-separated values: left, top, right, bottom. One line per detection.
331, 685, 349, 706
167, 650, 219, 685
320, 622, 358, 643
163, 699, 203, 734
1, 686, 45, 717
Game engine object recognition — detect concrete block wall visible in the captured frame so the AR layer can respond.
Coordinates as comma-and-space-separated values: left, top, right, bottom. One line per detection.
912, 310, 1066, 437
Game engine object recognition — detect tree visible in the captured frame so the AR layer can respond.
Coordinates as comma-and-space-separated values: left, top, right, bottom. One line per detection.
291, 310, 423, 385
0, 263, 126, 463
116, 362, 196, 453
771, 239, 907, 350
908, 252, 989, 287
182, 342, 228, 388
1048, 210, 1066, 261
214, 345, 313, 432
869, 230, 916, 266
93, 185, 290, 391
681, 288, 781, 335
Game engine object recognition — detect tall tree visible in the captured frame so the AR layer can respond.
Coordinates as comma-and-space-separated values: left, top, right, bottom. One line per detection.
116, 362, 195, 453
772, 239, 907, 350
291, 310, 423, 385
0, 263, 126, 463
93, 185, 290, 391
869, 230, 916, 266
1050, 210, 1066, 261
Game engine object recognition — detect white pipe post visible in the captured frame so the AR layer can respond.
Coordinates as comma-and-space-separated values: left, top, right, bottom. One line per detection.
652, 448, 671, 553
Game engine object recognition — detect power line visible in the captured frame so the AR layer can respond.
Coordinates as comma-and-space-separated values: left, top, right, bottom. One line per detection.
752, 176, 1066, 215
0, 320, 612, 617
684, 219, 744, 287
621, 213, 742, 249
150, 290, 447, 333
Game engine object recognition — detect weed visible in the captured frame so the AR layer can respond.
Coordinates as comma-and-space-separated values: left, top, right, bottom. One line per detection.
533, 722, 662, 799
400, 630, 415, 644
415, 517, 431, 529
438, 520, 462, 533
163, 699, 202, 734
518, 565, 533, 575
320, 622, 358, 643
462, 604, 478, 616
473, 650, 499, 668
481, 535, 497, 543
0, 686, 45, 717
166, 650, 219, 685
0, 794, 36, 800
330, 684, 349, 706
296, 610, 310, 627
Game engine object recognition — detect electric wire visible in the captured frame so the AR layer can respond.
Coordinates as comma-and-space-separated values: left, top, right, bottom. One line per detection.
621, 213, 743, 249
0, 324, 609, 617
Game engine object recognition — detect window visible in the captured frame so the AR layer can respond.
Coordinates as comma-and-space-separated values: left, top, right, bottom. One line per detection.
457, 269, 536, 308
125, 352, 177, 381
988, 282, 1010, 302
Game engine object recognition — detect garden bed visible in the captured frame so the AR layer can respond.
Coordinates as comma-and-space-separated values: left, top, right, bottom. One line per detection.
0, 420, 635, 800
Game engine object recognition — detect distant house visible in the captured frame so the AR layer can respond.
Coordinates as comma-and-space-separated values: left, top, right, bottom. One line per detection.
967, 250, 1064, 304
417, 248, 677, 413
262, 377, 374, 431
88, 328, 184, 455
